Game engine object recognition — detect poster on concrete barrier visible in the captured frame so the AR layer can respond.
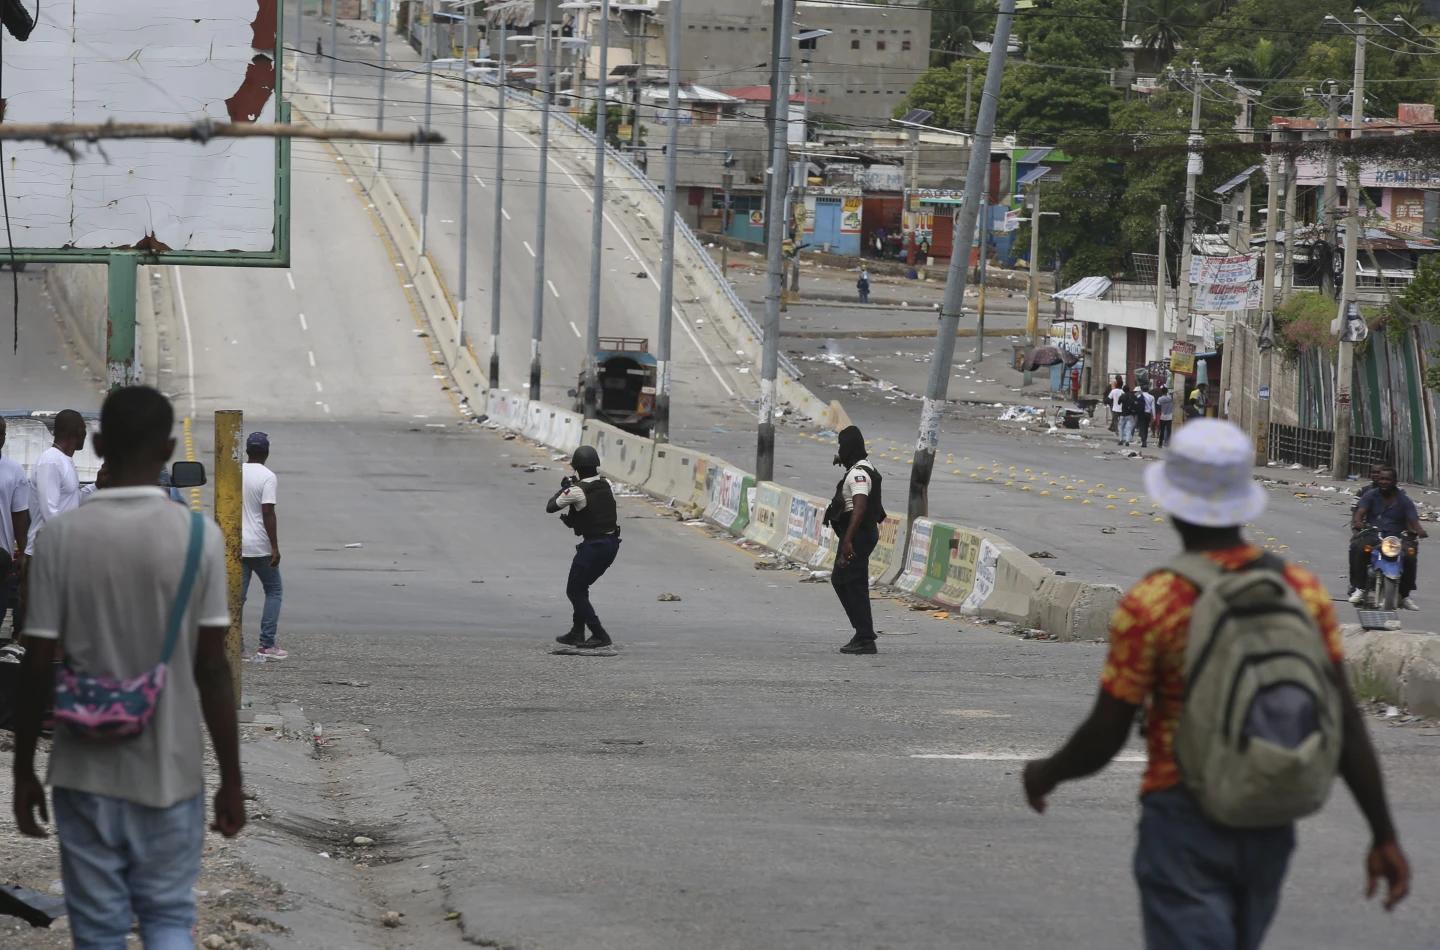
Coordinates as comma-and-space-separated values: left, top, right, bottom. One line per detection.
747, 482, 785, 548
897, 519, 934, 594
708, 467, 752, 534
781, 494, 827, 562
869, 514, 905, 583
939, 529, 984, 606
916, 522, 954, 601
961, 539, 1000, 613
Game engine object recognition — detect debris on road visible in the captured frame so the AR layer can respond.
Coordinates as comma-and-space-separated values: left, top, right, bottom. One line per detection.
344, 542, 363, 549
353, 835, 375, 846
657, 592, 682, 601
382, 910, 404, 928
1028, 551, 1056, 559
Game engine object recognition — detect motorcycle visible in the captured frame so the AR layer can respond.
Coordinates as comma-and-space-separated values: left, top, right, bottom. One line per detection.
1356, 527, 1417, 611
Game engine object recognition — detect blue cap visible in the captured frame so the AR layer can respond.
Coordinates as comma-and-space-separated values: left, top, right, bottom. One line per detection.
246, 431, 270, 451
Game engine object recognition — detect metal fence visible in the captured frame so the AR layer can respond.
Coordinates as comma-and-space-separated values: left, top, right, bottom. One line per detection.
1268, 423, 1390, 477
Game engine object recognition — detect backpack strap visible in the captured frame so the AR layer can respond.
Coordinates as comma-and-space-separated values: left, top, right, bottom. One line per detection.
160, 512, 205, 665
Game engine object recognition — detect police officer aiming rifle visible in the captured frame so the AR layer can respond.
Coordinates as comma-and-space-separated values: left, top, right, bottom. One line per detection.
546, 445, 621, 650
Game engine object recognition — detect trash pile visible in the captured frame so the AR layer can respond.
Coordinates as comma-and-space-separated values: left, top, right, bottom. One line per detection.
997, 405, 1045, 423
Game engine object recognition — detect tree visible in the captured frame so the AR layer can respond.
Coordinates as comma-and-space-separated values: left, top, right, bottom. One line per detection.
995, 0, 1121, 139
1134, 0, 1199, 64
927, 0, 997, 63
896, 60, 978, 129
579, 103, 627, 149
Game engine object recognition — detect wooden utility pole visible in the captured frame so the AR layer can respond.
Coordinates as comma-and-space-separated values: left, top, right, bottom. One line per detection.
1332, 13, 1367, 480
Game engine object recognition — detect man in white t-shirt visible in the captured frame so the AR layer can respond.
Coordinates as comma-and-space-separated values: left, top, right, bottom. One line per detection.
0, 417, 30, 639
25, 409, 86, 556
11, 386, 245, 947
241, 431, 286, 659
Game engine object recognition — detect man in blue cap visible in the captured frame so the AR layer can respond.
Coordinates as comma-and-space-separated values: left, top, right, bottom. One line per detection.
242, 431, 286, 660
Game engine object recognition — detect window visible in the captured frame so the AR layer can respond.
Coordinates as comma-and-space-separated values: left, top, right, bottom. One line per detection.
876, 40, 886, 51
851, 38, 860, 49
901, 40, 911, 51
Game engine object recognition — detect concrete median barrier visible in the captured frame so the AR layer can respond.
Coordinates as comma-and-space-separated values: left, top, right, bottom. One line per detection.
743, 482, 789, 552
580, 420, 655, 488
645, 444, 715, 512
777, 490, 834, 568
870, 515, 908, 585
1343, 626, 1440, 718
704, 463, 754, 535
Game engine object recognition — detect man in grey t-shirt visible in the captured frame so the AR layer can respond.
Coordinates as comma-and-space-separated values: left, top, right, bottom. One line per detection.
11, 386, 245, 947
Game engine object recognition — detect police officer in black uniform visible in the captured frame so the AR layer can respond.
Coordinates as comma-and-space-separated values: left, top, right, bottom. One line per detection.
823, 426, 885, 654
546, 445, 621, 649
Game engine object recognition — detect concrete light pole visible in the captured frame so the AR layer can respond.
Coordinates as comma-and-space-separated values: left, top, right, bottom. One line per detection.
457, 4, 471, 352
1174, 62, 1204, 345
328, 0, 339, 114
907, 0, 1016, 521
1332, 13, 1367, 480
376, 0, 389, 170
756, 0, 795, 482
654, 0, 682, 442
420, 0, 436, 256
529, 2, 556, 401
488, 20, 508, 390
1254, 146, 1280, 464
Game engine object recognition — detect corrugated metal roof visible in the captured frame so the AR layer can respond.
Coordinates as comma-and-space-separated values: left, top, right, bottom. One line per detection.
1213, 164, 1261, 196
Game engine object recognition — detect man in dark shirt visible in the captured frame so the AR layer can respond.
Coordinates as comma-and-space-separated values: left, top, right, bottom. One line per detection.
1349, 466, 1427, 608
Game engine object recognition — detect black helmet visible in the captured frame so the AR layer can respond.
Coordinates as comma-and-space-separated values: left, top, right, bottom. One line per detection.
572, 445, 600, 469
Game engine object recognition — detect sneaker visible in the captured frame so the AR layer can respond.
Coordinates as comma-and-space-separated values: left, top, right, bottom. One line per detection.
556, 624, 586, 647
257, 646, 289, 659
1348, 589, 1365, 605
577, 633, 613, 650
1402, 597, 1420, 611
839, 635, 878, 655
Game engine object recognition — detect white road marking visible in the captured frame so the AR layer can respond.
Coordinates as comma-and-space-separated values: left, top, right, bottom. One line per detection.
523, 240, 535, 257
307, 350, 316, 368
285, 271, 296, 291
450, 148, 462, 159
547, 280, 560, 299
474, 175, 486, 188
910, 753, 1147, 763
298, 313, 308, 332
550, 159, 591, 201
569, 321, 581, 338
322, 403, 331, 414
314, 380, 324, 393
171, 267, 198, 417
501, 207, 511, 221
600, 212, 734, 397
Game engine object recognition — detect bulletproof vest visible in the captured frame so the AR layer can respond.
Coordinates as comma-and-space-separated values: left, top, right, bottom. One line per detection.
568, 478, 618, 538
825, 460, 886, 530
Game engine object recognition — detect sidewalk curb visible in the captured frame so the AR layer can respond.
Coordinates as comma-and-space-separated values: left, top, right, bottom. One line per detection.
1342, 625, 1440, 717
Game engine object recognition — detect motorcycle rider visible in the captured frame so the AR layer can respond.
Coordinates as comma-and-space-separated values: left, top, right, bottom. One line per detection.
1349, 465, 1428, 609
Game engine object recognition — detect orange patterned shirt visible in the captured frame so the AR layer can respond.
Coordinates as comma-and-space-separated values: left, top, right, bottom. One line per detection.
1100, 545, 1343, 796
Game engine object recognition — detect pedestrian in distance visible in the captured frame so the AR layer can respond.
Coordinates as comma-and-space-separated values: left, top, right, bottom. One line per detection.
315, 37, 323, 58
823, 426, 886, 655
1022, 420, 1410, 950
1134, 385, 1155, 449
1107, 375, 1125, 433
26, 409, 86, 559
0, 417, 30, 641
1154, 386, 1174, 449
11, 385, 246, 948
1116, 386, 1140, 448
547, 445, 621, 650
857, 267, 871, 304
241, 432, 287, 660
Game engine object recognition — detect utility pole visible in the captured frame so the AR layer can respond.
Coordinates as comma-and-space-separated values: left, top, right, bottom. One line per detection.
1174, 61, 1204, 345
420, 0, 435, 256
789, 159, 803, 294
457, 6, 471, 352
630, 14, 648, 155
297, 0, 305, 80
1322, 81, 1342, 291
583, 0, 612, 419
328, 0, 338, 114
908, 0, 1015, 521
761, 0, 784, 249
529, 0, 554, 401
1332, 13, 1366, 480
1022, 181, 1041, 386
973, 184, 989, 364
1254, 144, 1279, 464
964, 62, 973, 130
1281, 141, 1297, 300
1155, 204, 1168, 363
721, 171, 733, 273
376, 0, 389, 170
488, 20, 507, 390
756, 0, 794, 481
654, 0, 682, 441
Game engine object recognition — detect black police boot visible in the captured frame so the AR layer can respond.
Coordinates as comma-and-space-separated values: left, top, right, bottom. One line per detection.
556, 622, 586, 647
839, 634, 877, 655
578, 622, 613, 650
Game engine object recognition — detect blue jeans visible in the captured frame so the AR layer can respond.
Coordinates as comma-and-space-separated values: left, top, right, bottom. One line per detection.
1134, 787, 1296, 950
1118, 415, 1136, 444
567, 535, 621, 631
53, 788, 204, 950
241, 556, 283, 649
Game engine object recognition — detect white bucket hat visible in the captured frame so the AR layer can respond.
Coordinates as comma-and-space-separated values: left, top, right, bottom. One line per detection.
1143, 419, 1267, 527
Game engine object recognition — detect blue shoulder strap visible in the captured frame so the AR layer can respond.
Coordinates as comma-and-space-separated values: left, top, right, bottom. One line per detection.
160, 511, 205, 664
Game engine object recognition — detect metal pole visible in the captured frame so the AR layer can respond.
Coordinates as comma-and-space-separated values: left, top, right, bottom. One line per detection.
488, 21, 507, 390
654, 0, 681, 442
721, 171, 733, 273
328, 0, 338, 114
1281, 146, 1297, 300
420, 0, 435, 256
1332, 15, 1366, 480
1155, 204, 1168, 361
457, 7, 470, 352
529, 2, 554, 400
297, 0, 305, 80
1324, 83, 1341, 249
1175, 61, 1203, 344
105, 252, 139, 389
755, 0, 794, 481
214, 410, 244, 706
908, 0, 1015, 521
964, 62, 973, 130
973, 187, 989, 363
1022, 182, 1040, 386
583, 0, 612, 418
630, 14, 646, 154
1254, 146, 1279, 464
376, 0, 388, 169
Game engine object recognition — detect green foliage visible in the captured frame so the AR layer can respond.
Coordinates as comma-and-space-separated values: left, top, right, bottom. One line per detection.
898, 60, 980, 129
579, 103, 627, 149
995, 0, 1120, 138
1275, 292, 1339, 359
1386, 256, 1440, 351
926, 0, 997, 64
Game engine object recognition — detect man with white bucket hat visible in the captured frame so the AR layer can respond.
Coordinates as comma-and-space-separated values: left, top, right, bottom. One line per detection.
1022, 420, 1410, 949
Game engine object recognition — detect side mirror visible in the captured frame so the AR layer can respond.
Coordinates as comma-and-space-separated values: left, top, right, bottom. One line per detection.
170, 461, 207, 489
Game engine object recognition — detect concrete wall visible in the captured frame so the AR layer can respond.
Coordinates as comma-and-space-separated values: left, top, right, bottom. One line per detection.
42, 262, 157, 389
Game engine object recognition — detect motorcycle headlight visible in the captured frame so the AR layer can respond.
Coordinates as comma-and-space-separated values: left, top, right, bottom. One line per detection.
1381, 536, 1403, 558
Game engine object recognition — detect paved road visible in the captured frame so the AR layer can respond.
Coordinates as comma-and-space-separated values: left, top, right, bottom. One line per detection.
6, 43, 1439, 948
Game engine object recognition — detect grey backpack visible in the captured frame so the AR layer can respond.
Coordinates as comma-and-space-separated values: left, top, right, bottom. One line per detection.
1168, 553, 1343, 828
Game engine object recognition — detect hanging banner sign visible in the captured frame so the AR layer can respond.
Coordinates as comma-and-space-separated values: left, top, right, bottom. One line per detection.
1170, 341, 1196, 375
1194, 280, 1259, 312
1189, 254, 1257, 284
